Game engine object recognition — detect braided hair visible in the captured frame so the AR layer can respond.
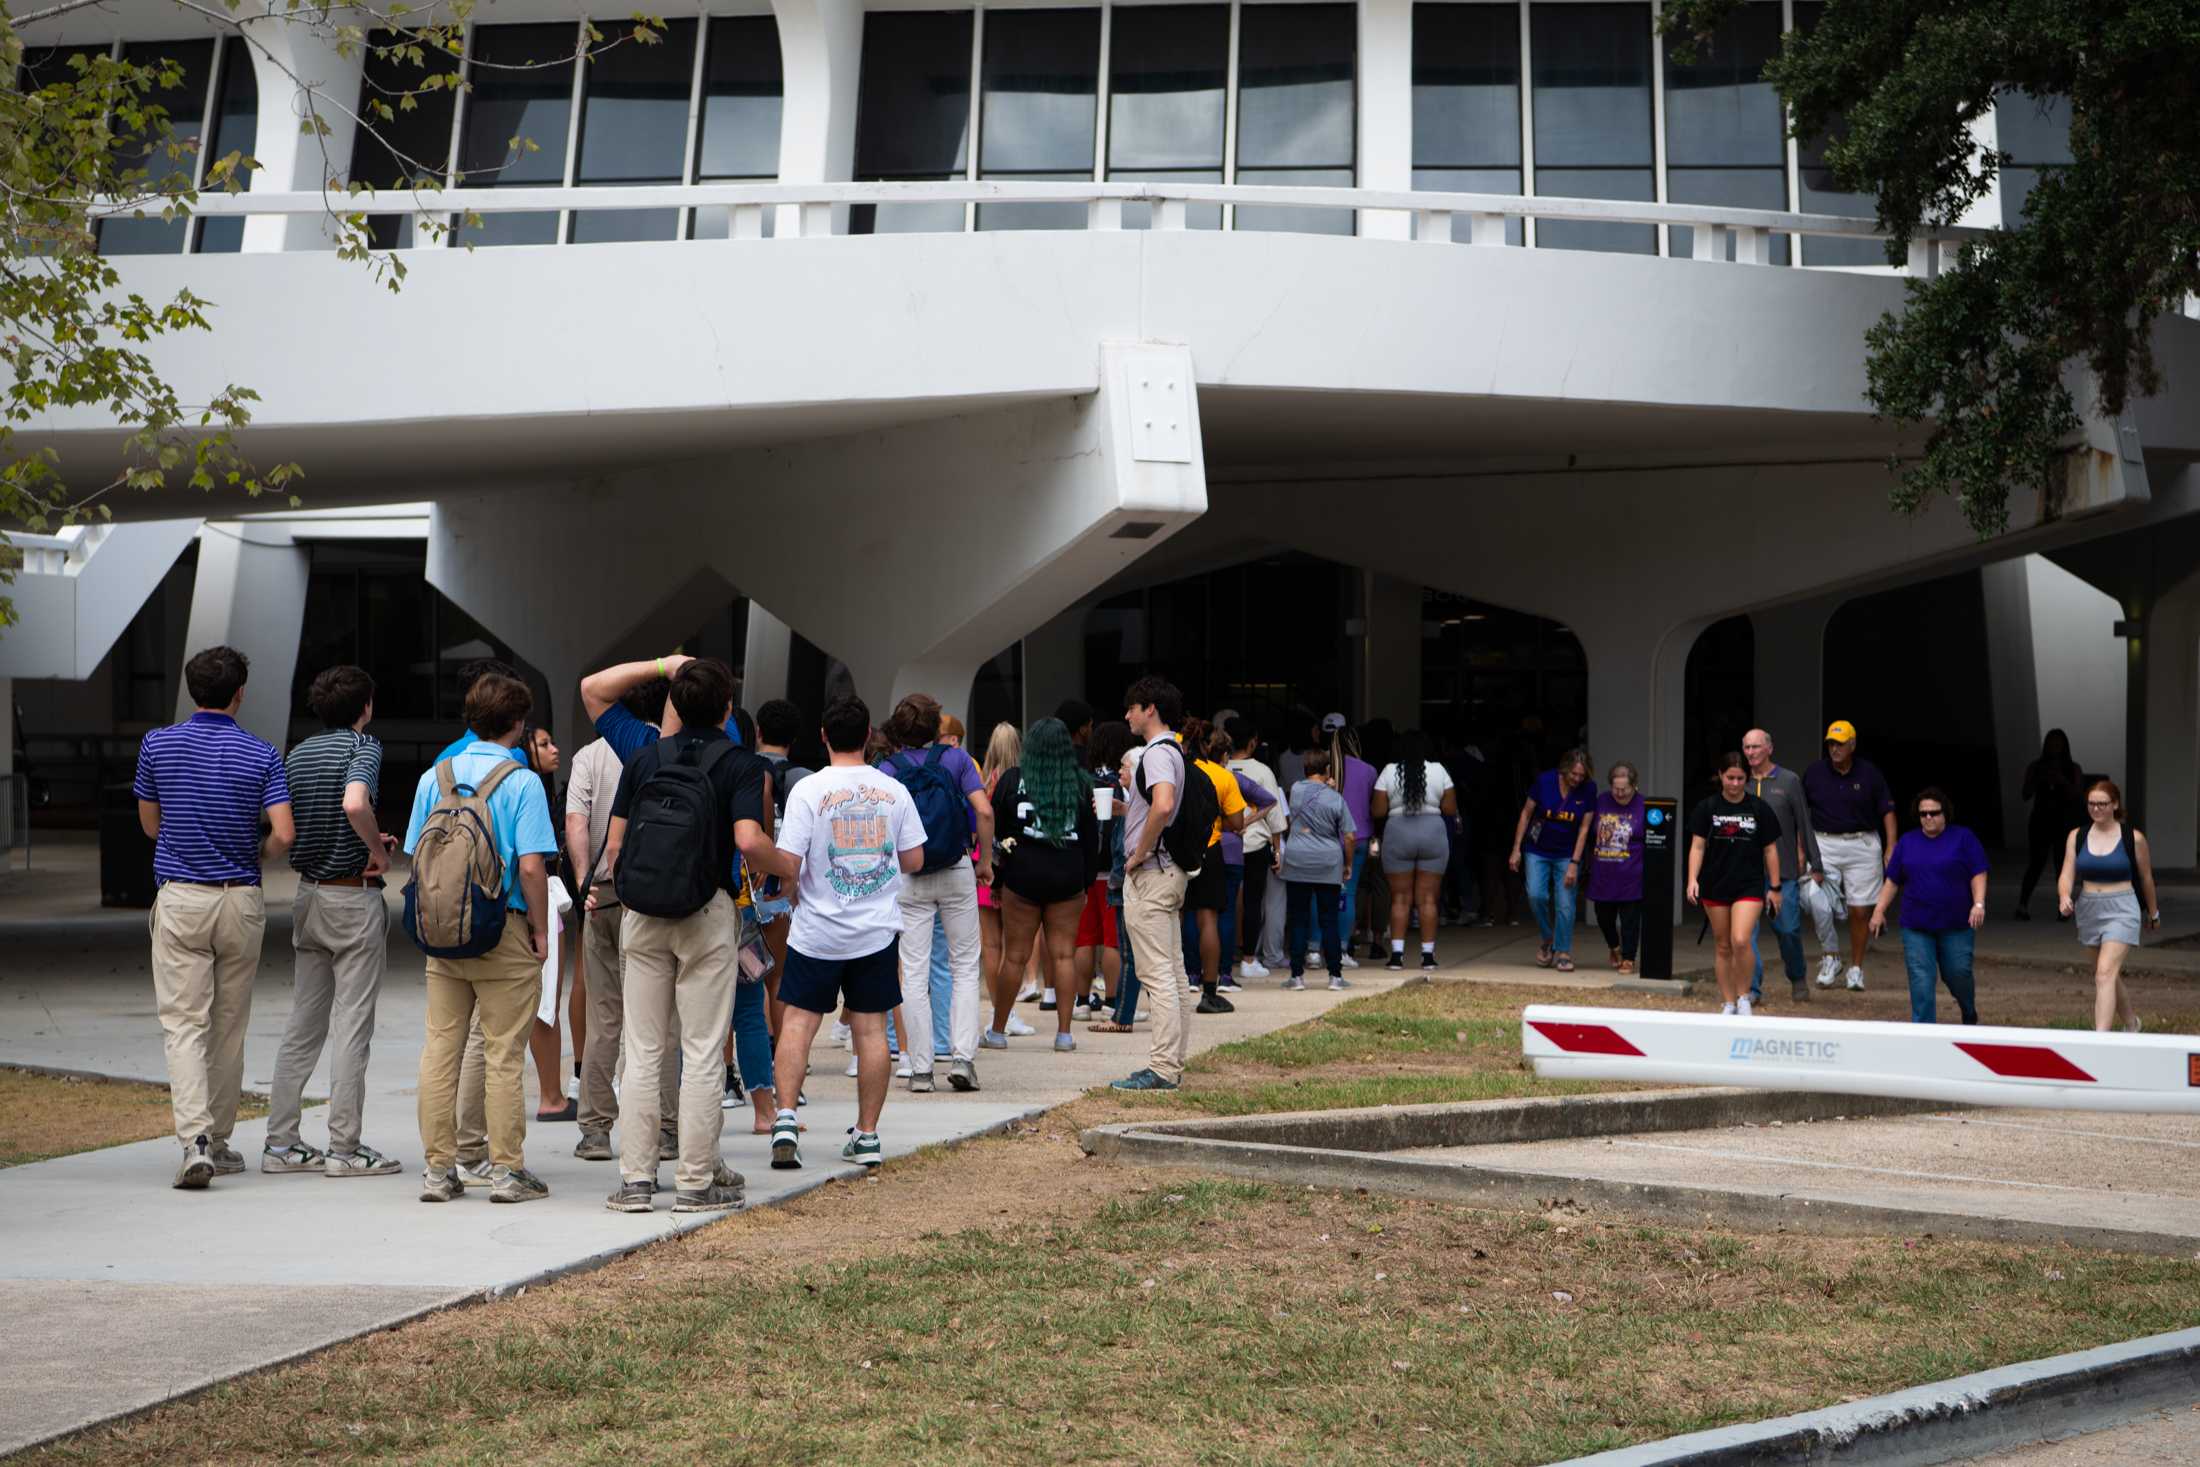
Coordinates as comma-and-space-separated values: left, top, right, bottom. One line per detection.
1393, 729, 1429, 813
1019, 717, 1082, 844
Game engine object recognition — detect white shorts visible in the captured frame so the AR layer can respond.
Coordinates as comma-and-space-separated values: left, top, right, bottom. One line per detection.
1817, 831, 1885, 908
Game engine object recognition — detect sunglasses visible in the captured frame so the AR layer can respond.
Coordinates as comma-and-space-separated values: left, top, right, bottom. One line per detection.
1917, 808, 1945, 818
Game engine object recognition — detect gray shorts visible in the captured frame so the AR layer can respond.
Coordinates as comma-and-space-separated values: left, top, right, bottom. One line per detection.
2076, 889, 2142, 947
1380, 813, 1450, 875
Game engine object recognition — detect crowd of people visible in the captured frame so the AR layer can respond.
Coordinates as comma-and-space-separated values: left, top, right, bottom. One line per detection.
129, 644, 2167, 1197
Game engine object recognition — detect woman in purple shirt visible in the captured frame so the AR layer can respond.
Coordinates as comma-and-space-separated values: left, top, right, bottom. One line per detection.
1586, 762, 1648, 974
1867, 788, 1989, 1025
1321, 716, 1379, 968
1509, 749, 1597, 971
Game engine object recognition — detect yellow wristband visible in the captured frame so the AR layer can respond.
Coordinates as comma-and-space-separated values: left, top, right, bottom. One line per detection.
656, 657, 667, 678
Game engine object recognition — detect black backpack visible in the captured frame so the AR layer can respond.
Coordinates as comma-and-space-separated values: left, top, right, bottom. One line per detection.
615, 740, 734, 919
1137, 741, 1218, 878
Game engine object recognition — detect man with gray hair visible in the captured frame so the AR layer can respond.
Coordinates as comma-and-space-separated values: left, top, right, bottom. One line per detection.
1742, 728, 1819, 1006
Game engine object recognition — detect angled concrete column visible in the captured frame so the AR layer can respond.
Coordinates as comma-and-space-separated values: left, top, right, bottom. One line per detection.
1577, 612, 1712, 921
1982, 556, 2128, 843
742, 605, 796, 710
770, 0, 864, 237
1749, 596, 1837, 775
2142, 571, 2200, 870
176, 525, 309, 749
1363, 572, 1424, 726
1979, 560, 2043, 845
1356, 0, 1414, 242
1020, 606, 1089, 728
1, 676, 14, 850
242, 25, 367, 252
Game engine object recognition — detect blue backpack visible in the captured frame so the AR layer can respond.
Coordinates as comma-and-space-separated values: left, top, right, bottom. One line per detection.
885, 745, 971, 875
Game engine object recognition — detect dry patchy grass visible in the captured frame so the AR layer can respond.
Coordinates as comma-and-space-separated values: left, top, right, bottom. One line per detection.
0, 1067, 269, 1167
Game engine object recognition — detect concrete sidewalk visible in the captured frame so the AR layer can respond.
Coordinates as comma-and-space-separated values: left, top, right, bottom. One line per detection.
0, 905, 1410, 1456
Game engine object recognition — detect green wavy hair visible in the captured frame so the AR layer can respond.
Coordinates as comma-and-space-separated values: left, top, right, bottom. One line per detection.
1019, 717, 1083, 844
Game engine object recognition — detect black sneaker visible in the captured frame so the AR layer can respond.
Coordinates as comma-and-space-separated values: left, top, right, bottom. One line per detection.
174, 1136, 215, 1190
605, 1179, 655, 1213
1420, 951, 1439, 971
1195, 993, 1235, 1015
722, 1064, 744, 1109
1385, 952, 1405, 971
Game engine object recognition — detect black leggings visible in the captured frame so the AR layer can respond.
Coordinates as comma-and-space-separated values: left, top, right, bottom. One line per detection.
1240, 848, 1272, 958
1595, 900, 1643, 961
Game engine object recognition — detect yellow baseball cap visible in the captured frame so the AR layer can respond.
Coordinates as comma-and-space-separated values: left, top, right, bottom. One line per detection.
1824, 720, 1857, 744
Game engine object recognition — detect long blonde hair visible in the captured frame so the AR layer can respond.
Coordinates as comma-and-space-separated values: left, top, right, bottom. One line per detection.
981, 720, 1022, 794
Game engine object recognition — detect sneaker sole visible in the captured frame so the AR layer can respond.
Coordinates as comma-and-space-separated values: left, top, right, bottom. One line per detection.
605, 1197, 655, 1214
909, 1078, 936, 1093
672, 1196, 747, 1213
419, 1186, 462, 1203
947, 1071, 978, 1092
490, 1190, 549, 1204
842, 1153, 882, 1169
770, 1138, 802, 1170
174, 1161, 214, 1190
210, 1162, 247, 1176
324, 1163, 402, 1178
260, 1160, 324, 1175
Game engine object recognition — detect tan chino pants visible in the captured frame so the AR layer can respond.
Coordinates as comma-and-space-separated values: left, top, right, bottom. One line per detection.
617, 893, 739, 1192
577, 895, 677, 1139
1124, 864, 1192, 1084
149, 882, 266, 1146
418, 922, 539, 1172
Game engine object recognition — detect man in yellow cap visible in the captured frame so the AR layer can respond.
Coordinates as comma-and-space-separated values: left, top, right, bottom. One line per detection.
1801, 721, 1896, 991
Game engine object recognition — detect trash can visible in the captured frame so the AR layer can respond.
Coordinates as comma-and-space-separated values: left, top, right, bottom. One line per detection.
99, 781, 156, 908
1637, 797, 1680, 979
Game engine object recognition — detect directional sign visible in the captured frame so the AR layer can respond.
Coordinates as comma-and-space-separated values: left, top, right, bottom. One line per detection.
1521, 1005, 2200, 1114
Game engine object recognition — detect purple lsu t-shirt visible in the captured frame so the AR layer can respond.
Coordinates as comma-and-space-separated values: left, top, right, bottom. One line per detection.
1339, 757, 1377, 840
1584, 790, 1647, 903
1527, 769, 1599, 859
1885, 825, 1989, 932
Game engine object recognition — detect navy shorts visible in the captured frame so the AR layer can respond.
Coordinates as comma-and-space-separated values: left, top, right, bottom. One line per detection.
780, 939, 902, 1015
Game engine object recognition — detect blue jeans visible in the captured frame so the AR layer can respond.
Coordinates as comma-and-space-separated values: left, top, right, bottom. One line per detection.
929, 914, 953, 1055
1337, 845, 1369, 952
1901, 927, 1977, 1024
1523, 852, 1577, 953
1285, 881, 1343, 977
1110, 896, 1140, 1024
730, 974, 774, 1095
1749, 878, 1806, 999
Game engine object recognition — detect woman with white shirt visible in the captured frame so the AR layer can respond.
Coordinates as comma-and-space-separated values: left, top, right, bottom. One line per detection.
1372, 728, 1457, 971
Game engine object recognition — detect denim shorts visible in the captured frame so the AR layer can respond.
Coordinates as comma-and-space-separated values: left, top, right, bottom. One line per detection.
780, 939, 902, 1015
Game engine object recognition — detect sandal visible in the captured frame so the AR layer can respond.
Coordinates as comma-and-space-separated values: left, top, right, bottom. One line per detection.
1617, 959, 1635, 976
1088, 1021, 1136, 1034
1535, 943, 1554, 969
534, 1100, 578, 1123
1554, 954, 1575, 973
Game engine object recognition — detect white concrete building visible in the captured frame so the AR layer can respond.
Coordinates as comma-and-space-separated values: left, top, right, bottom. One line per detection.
3, 0, 2196, 871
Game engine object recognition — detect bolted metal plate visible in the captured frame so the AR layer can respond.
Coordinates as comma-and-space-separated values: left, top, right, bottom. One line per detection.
1124, 352, 1194, 464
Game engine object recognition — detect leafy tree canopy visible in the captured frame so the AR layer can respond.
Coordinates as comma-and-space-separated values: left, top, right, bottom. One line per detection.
1664, 0, 2200, 537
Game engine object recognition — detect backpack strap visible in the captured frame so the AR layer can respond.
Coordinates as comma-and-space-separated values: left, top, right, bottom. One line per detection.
924, 744, 948, 770
695, 739, 737, 779
436, 760, 459, 799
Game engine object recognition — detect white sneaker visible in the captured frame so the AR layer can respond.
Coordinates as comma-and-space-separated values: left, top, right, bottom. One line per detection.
1720, 1001, 1737, 1016
843, 1056, 860, 1077
1845, 966, 1866, 991
1339, 954, 1360, 970
895, 1057, 913, 1079
1216, 980, 1244, 995
1017, 979, 1041, 1003
1736, 996, 1753, 1017
1004, 1015, 1037, 1037
565, 1073, 579, 1101
830, 1020, 851, 1045
1238, 960, 1269, 980
1815, 955, 1841, 987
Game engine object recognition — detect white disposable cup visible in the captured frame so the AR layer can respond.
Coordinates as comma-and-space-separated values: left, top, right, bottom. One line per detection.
1093, 787, 1115, 821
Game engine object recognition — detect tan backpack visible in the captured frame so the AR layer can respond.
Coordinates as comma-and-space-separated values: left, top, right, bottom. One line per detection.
402, 758, 523, 958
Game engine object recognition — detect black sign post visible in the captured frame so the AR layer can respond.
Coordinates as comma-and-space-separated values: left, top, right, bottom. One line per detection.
1638, 796, 1681, 979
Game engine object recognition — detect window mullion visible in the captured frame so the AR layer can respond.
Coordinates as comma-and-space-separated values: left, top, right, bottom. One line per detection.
1517, 0, 1536, 247
1222, 0, 1241, 229
966, 6, 984, 231
557, 21, 587, 245
1093, 4, 1111, 183
682, 15, 711, 238
1649, 0, 1668, 257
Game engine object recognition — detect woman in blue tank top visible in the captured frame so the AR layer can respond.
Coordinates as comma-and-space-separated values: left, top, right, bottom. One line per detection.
2055, 778, 2161, 1031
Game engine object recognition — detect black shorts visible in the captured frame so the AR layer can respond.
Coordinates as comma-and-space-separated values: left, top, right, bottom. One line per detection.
780, 939, 902, 1015
1000, 872, 1088, 908
1185, 857, 1226, 912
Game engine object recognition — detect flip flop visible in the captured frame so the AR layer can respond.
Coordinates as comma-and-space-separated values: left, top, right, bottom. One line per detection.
1554, 954, 1575, 973
1088, 1021, 1136, 1034
534, 1100, 578, 1123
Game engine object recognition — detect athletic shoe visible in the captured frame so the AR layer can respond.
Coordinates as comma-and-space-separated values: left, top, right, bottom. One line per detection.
1004, 1015, 1037, 1037
981, 1029, 1009, 1050
1040, 996, 1058, 1012
489, 1166, 549, 1204
565, 1072, 580, 1101
208, 1142, 247, 1175
1720, 1001, 1737, 1015
844, 1055, 861, 1077
605, 1179, 655, 1214
841, 1130, 883, 1169
830, 1020, 852, 1045
418, 1166, 464, 1203
657, 1126, 678, 1162
2126, 1015, 2143, 1034
1281, 974, 1307, 991
770, 1114, 802, 1170
1845, 967, 1866, 991
174, 1136, 215, 1191
574, 1130, 613, 1161
324, 1144, 400, 1178
1737, 996, 1754, 1018
894, 1056, 913, 1079
1054, 1033, 1076, 1053
1816, 955, 1841, 987
261, 1142, 327, 1175
1109, 1069, 1180, 1092
1328, 976, 1351, 992
1195, 993, 1235, 1015
1385, 953, 1404, 972
908, 1071, 936, 1093
1340, 954, 1360, 970
1238, 959, 1270, 980
1216, 979, 1244, 995
1018, 980, 1041, 1003
1420, 951, 1439, 971
456, 1158, 496, 1188
1790, 979, 1811, 1004
948, 1059, 980, 1092
674, 1177, 747, 1214
722, 1065, 744, 1109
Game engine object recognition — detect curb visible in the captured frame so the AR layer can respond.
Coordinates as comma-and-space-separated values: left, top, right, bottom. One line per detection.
1555, 1325, 2200, 1465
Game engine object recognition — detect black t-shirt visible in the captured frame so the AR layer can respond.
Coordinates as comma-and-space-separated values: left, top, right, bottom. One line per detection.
1687, 792, 1781, 901
609, 731, 769, 898
993, 765, 1101, 898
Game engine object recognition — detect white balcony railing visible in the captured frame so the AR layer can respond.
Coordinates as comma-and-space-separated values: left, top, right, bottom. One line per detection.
101, 180, 1987, 275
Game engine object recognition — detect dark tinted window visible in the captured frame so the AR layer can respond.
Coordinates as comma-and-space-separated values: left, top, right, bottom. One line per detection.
98, 39, 216, 256
851, 9, 973, 234
1529, 3, 1653, 254
1663, 2, 1787, 262
456, 23, 574, 246
347, 30, 464, 249
576, 19, 696, 183
1998, 91, 2071, 226
1236, 3, 1355, 236
1792, 1, 1880, 265
696, 16, 783, 178
193, 38, 260, 254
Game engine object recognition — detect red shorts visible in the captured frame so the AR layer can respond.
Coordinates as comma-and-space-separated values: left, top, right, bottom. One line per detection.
1701, 896, 1764, 909
1074, 880, 1117, 949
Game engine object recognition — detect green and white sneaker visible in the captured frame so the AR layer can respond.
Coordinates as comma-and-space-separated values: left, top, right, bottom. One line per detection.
324, 1144, 400, 1178
455, 1158, 496, 1188
419, 1166, 464, 1203
840, 1129, 882, 1170
261, 1142, 326, 1175
489, 1165, 549, 1204
769, 1113, 802, 1170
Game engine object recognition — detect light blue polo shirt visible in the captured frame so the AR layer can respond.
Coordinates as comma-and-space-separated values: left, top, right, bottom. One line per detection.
436, 730, 528, 766
403, 741, 559, 911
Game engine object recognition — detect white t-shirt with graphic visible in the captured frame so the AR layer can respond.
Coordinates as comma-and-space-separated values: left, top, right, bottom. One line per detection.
777, 764, 928, 960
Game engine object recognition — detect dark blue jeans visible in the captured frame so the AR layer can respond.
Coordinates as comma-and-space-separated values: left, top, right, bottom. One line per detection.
1285, 881, 1343, 977
1110, 896, 1140, 1024
730, 973, 774, 1095
1901, 927, 1978, 1024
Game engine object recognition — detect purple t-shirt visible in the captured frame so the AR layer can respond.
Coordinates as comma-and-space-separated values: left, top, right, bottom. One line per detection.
1526, 769, 1599, 859
1220, 774, 1277, 866
1339, 756, 1377, 841
1885, 826, 1989, 932
1802, 756, 1895, 836
1584, 791, 1647, 903
883, 744, 983, 798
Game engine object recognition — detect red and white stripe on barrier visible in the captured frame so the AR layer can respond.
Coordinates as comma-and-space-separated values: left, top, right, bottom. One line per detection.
1521, 1005, 2200, 1114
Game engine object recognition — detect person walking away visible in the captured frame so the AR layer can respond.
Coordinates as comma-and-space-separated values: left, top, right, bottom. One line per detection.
879, 694, 995, 1092
403, 673, 558, 1204
977, 721, 1032, 1044
1204, 721, 1276, 995
743, 698, 811, 1126
1441, 735, 1486, 924
990, 718, 1102, 1051
1742, 728, 1821, 1005
1229, 717, 1288, 982
1322, 717, 1380, 965
519, 724, 575, 1121
1111, 677, 1201, 1092
598, 659, 767, 1214
1802, 720, 1895, 992
2057, 779, 2161, 1032
1086, 723, 1141, 1033
1372, 729, 1455, 972
1868, 789, 1988, 1024
264, 665, 400, 1179
1280, 751, 1358, 989
1685, 753, 1783, 1016
1175, 720, 1253, 1013
759, 696, 929, 1169
2015, 730, 2083, 920
1510, 750, 1597, 972
135, 645, 294, 1189
1586, 762, 1647, 976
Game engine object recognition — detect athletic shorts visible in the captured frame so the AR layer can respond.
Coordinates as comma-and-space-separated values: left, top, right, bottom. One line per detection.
1700, 895, 1764, 909
1817, 831, 1886, 907
1184, 857, 1227, 912
1075, 880, 1118, 949
1000, 872, 1087, 908
1380, 813, 1450, 875
779, 939, 902, 1015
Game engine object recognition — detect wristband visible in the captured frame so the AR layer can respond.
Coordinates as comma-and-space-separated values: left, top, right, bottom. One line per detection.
656, 657, 667, 678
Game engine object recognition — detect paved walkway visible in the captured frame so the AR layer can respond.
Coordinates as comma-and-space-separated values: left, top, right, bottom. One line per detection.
1959, 1405, 2200, 1464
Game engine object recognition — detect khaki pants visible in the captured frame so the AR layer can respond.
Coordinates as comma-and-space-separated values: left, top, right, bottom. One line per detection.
577, 897, 676, 1137
269, 882, 390, 1156
1124, 864, 1192, 1084
149, 882, 266, 1147
418, 921, 538, 1171
617, 892, 738, 1192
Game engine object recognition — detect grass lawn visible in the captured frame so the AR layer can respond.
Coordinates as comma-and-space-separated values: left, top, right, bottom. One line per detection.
36, 969, 2200, 1466
0, 1067, 270, 1167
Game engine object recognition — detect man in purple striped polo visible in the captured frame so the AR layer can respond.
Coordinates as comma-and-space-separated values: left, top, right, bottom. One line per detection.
133, 645, 295, 1190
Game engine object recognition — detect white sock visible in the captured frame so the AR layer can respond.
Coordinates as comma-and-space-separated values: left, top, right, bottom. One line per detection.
1421, 942, 1434, 955
1391, 940, 1405, 954
775, 1107, 796, 1123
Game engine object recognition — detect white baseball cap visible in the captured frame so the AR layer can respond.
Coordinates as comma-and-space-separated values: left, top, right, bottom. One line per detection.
1320, 712, 1348, 733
